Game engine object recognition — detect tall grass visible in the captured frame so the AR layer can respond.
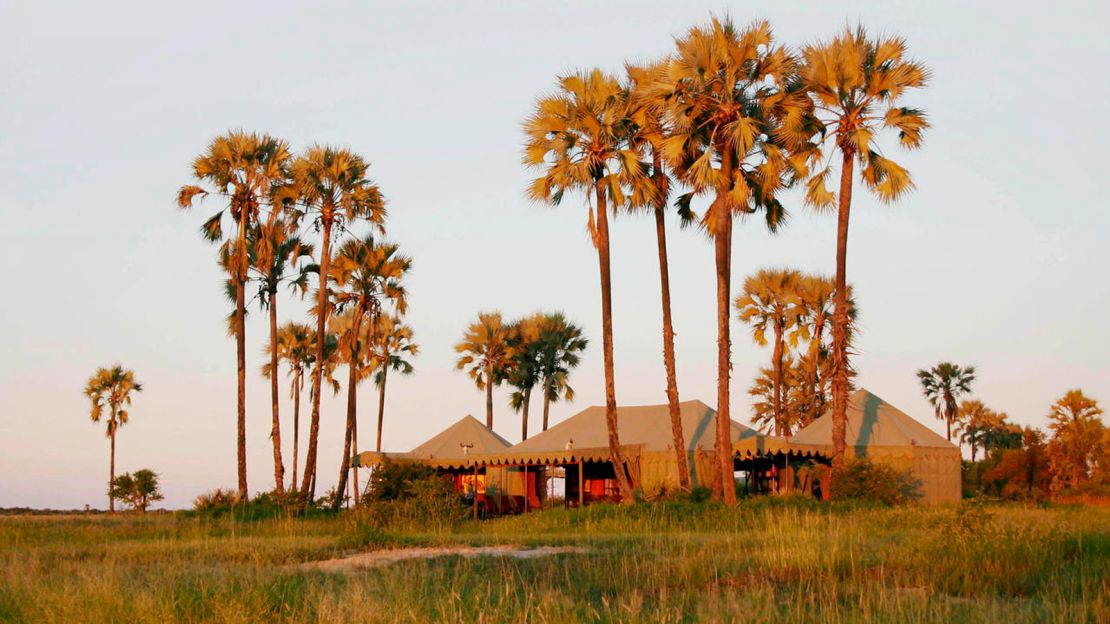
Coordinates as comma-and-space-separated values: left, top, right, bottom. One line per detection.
1, 501, 1107, 622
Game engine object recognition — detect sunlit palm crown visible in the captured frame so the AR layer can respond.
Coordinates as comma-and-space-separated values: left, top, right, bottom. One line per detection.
368, 314, 418, 387
84, 365, 142, 437
454, 312, 516, 390
523, 68, 658, 239
263, 322, 316, 380
289, 146, 387, 230
249, 221, 314, 302
736, 268, 805, 347
329, 235, 411, 318
642, 17, 810, 231
1048, 390, 1104, 426
797, 26, 930, 208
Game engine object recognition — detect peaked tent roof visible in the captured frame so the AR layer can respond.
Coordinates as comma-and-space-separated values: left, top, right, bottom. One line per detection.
791, 388, 955, 449
408, 414, 513, 460
509, 399, 763, 455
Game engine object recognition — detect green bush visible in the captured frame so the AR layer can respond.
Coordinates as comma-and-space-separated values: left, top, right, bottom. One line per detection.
353, 469, 468, 534
830, 457, 922, 506
363, 457, 437, 502
189, 488, 314, 521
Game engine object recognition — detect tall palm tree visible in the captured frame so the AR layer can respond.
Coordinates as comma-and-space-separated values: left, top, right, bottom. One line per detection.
368, 315, 418, 453
328, 235, 410, 511
533, 313, 588, 433
523, 68, 657, 500
178, 130, 292, 499
917, 362, 976, 441
455, 312, 516, 431
648, 18, 810, 503
736, 268, 804, 437
508, 316, 542, 441
84, 365, 143, 512
796, 27, 930, 469
264, 322, 314, 489
955, 399, 997, 462
626, 61, 691, 491
250, 221, 313, 494
289, 146, 386, 501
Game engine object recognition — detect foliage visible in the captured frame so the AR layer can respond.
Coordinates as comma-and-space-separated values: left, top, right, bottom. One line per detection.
362, 458, 438, 503
916, 362, 976, 440
1045, 389, 1108, 495
354, 463, 467, 533
829, 457, 922, 505
108, 470, 163, 513
84, 365, 143, 438
454, 312, 516, 393
980, 428, 1052, 501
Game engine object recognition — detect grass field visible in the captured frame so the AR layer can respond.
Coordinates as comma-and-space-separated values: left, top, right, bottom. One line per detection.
1, 499, 1107, 623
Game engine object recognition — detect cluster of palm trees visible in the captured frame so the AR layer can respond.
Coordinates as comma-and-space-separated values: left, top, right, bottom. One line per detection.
178, 133, 416, 508
454, 312, 587, 441
523, 17, 929, 501
737, 270, 855, 439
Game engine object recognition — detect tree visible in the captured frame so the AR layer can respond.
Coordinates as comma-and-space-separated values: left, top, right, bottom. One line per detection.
84, 365, 142, 512
289, 146, 386, 502
796, 276, 856, 425
455, 312, 516, 431
953, 399, 1018, 462
178, 131, 292, 499
736, 268, 804, 437
649, 18, 810, 502
533, 313, 588, 433
108, 469, 163, 513
264, 322, 315, 489
795, 27, 930, 471
982, 427, 1052, 500
626, 61, 691, 492
917, 362, 976, 441
508, 316, 542, 441
1045, 389, 1106, 493
368, 315, 418, 452
250, 221, 313, 494
328, 235, 410, 511
524, 68, 658, 500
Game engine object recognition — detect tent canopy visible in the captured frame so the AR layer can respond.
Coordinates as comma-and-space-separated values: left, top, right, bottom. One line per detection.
791, 388, 956, 451
356, 414, 511, 468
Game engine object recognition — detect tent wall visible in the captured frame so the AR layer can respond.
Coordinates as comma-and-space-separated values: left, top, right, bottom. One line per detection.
845, 446, 961, 503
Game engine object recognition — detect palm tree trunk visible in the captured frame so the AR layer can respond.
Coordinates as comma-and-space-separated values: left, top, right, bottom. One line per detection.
773, 322, 785, 438
268, 293, 285, 494
333, 313, 362, 512
485, 362, 494, 429
830, 149, 855, 473
654, 202, 691, 492
542, 386, 551, 432
595, 184, 633, 501
291, 371, 301, 489
376, 366, 388, 452
521, 385, 532, 441
235, 224, 248, 500
351, 389, 360, 505
809, 319, 824, 427
713, 148, 737, 505
301, 220, 332, 501
109, 426, 116, 512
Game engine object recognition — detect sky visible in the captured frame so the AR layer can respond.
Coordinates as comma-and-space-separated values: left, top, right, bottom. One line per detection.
2, 1, 1108, 509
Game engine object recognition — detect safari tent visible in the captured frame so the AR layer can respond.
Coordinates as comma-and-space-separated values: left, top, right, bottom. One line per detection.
790, 388, 962, 503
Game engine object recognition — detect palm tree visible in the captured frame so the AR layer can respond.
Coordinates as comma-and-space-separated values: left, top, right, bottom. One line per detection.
524, 68, 657, 500
796, 27, 930, 470
796, 276, 858, 427
178, 131, 292, 499
736, 268, 804, 437
917, 362, 976, 441
955, 399, 996, 462
328, 235, 410, 511
289, 146, 386, 501
84, 365, 143, 512
368, 315, 418, 452
264, 322, 314, 489
648, 19, 810, 503
455, 312, 516, 430
250, 221, 313, 494
533, 313, 588, 433
626, 61, 691, 491
508, 316, 542, 441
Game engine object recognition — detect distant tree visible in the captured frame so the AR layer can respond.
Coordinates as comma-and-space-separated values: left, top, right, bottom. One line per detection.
455, 312, 516, 431
533, 313, 588, 433
1045, 389, 1106, 493
368, 315, 419, 453
955, 400, 995, 462
109, 469, 163, 513
981, 427, 1052, 500
507, 316, 542, 441
85, 365, 143, 512
178, 131, 293, 499
264, 322, 315, 489
917, 363, 976, 441
737, 268, 804, 437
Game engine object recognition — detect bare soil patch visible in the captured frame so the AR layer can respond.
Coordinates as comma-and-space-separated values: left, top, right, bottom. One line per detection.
301, 545, 588, 572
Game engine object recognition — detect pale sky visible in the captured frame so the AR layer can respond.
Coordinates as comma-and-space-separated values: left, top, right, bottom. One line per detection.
2, 1, 1108, 509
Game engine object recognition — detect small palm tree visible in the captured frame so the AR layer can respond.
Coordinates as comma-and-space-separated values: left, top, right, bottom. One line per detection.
289, 146, 386, 501
955, 399, 997, 462
524, 68, 656, 500
917, 362, 976, 441
796, 275, 857, 426
649, 18, 810, 503
178, 130, 292, 499
533, 313, 588, 433
508, 316, 543, 441
328, 235, 410, 510
795, 27, 930, 469
263, 322, 314, 489
250, 221, 313, 494
736, 268, 804, 437
368, 315, 418, 453
455, 312, 516, 431
84, 365, 143, 512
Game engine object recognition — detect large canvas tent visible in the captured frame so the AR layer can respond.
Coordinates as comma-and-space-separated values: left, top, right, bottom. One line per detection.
790, 388, 961, 503
355, 414, 511, 469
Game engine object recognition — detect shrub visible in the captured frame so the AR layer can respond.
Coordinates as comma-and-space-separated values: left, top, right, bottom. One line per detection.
363, 458, 437, 502
109, 469, 164, 513
829, 457, 922, 506
190, 488, 312, 520
353, 469, 468, 534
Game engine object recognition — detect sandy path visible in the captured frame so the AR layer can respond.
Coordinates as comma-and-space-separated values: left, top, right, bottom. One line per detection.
301, 545, 588, 572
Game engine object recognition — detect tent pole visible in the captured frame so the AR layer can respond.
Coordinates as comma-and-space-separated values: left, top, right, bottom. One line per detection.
578, 460, 584, 507
473, 463, 478, 521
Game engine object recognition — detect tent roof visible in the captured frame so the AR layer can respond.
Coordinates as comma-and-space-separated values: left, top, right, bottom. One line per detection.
791, 388, 955, 450
407, 414, 513, 460
509, 399, 763, 455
